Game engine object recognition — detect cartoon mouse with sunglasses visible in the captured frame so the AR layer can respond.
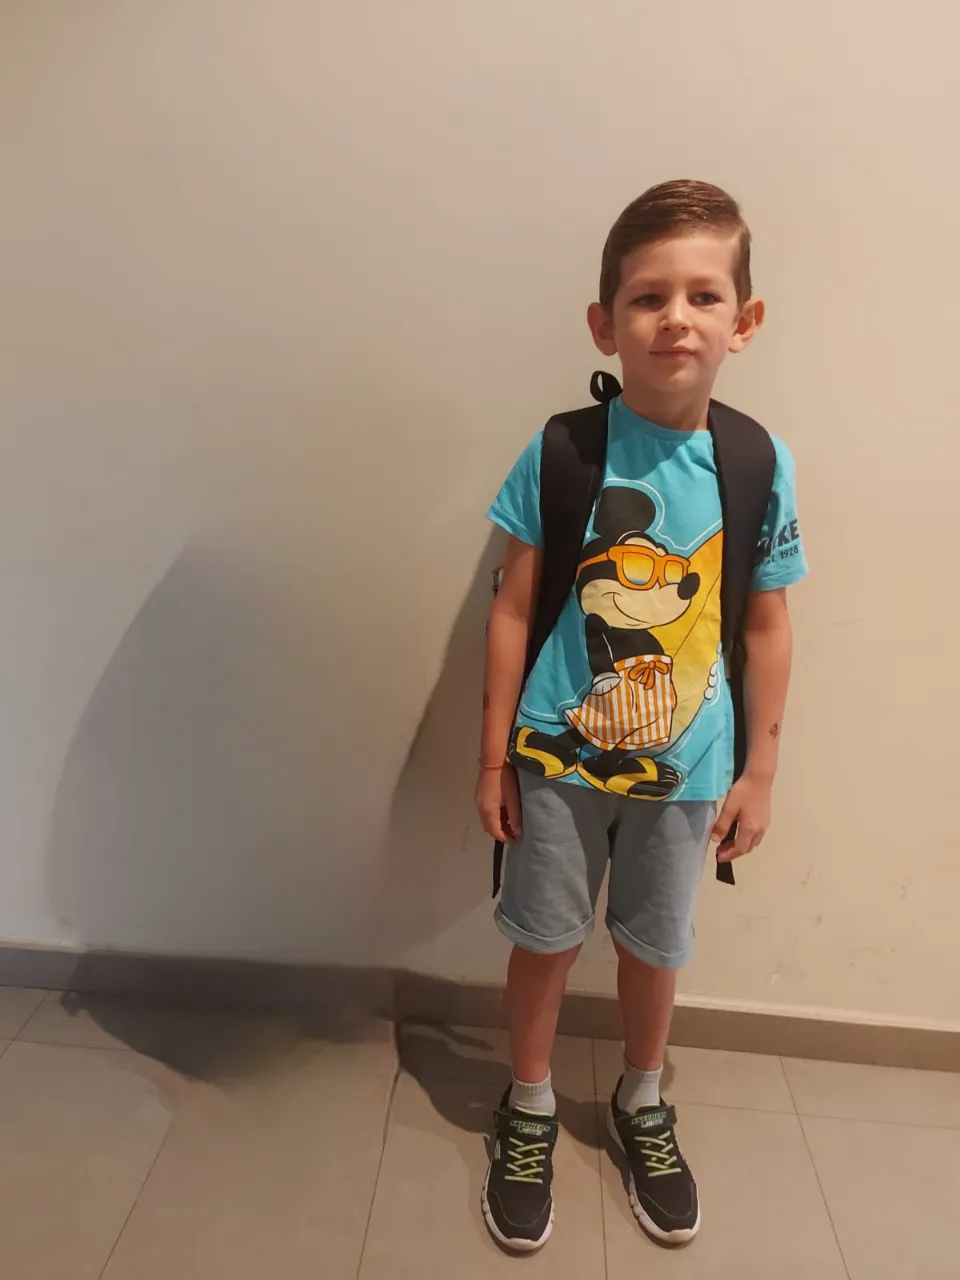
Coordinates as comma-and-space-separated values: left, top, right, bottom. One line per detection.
512, 485, 703, 798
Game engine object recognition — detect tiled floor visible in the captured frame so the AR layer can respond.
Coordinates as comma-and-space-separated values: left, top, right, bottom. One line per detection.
0, 987, 958, 1278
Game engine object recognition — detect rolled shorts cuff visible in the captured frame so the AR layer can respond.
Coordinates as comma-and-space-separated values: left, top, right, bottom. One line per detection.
605, 910, 693, 971
494, 903, 593, 955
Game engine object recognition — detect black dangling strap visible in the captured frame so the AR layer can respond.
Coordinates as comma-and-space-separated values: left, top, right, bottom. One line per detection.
492, 840, 505, 898
589, 369, 622, 404
716, 858, 736, 886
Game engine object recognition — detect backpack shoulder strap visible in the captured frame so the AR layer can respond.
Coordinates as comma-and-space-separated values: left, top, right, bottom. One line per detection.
711, 404, 778, 885
708, 400, 776, 658
525, 400, 609, 677
492, 374, 614, 898
708, 400, 776, 886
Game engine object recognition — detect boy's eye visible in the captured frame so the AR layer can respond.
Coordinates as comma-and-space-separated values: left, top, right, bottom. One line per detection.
693, 292, 720, 306
631, 294, 662, 308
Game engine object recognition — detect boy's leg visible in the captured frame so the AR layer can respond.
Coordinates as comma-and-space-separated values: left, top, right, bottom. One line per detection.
615, 941, 676, 1088
496, 771, 612, 1086
483, 772, 611, 1252
507, 943, 580, 1100
604, 799, 715, 1246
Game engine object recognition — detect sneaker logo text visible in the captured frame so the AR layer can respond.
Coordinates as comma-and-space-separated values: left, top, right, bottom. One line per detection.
510, 1121, 551, 1137
630, 1110, 668, 1130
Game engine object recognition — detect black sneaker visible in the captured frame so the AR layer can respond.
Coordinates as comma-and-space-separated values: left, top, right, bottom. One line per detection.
481, 1089, 558, 1252
607, 1080, 700, 1245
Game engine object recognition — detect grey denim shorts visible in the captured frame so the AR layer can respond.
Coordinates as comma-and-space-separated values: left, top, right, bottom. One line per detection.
494, 772, 715, 970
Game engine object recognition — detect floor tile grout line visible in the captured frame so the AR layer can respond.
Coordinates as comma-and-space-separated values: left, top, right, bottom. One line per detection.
776, 1054, 799, 1115
592, 1040, 612, 1280
405, 1066, 932, 1120
780, 1057, 853, 1280
414, 1070, 801, 1116
9, 987, 51, 1040
9, 1035, 400, 1079
354, 1051, 403, 1280
796, 1116, 854, 1280
14, 1037, 142, 1054
17, 1028, 960, 1128
95, 1120, 175, 1280
784, 1110, 960, 1132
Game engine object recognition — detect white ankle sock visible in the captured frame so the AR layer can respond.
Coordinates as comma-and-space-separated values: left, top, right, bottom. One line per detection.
509, 1072, 556, 1117
616, 1060, 663, 1113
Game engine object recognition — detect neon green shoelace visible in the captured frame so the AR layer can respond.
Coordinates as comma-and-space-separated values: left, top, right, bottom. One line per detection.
504, 1136, 550, 1184
632, 1131, 681, 1178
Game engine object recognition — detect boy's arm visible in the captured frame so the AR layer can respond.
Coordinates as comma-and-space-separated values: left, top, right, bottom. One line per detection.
711, 587, 793, 861
476, 536, 542, 842
740, 586, 794, 781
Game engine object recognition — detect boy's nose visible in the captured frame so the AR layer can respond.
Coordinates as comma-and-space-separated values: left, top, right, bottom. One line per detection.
660, 300, 691, 331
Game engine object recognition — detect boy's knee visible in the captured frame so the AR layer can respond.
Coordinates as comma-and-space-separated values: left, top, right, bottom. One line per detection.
511, 942, 581, 971
613, 937, 674, 974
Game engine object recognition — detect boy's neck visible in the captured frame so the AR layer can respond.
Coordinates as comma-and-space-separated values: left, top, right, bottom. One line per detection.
620, 382, 713, 433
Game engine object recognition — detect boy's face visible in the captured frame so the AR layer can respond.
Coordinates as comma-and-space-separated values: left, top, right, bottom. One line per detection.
588, 231, 763, 399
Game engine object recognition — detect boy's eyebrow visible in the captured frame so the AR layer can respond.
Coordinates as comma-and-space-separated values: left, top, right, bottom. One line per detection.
688, 275, 734, 290
621, 274, 734, 291
620, 276, 668, 292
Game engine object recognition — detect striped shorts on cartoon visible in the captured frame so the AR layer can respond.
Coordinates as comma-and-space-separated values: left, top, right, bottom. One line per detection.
565, 655, 676, 751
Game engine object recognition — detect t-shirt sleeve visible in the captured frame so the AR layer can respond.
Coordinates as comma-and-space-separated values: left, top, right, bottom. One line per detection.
487, 431, 543, 547
751, 437, 809, 591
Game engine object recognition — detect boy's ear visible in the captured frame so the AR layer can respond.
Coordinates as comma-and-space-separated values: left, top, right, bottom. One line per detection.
729, 298, 765, 354
587, 302, 618, 357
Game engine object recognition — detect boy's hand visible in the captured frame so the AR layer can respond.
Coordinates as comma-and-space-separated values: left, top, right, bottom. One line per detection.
475, 764, 523, 844
711, 774, 772, 861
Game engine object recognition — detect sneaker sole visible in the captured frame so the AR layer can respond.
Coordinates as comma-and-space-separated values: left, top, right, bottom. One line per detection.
480, 1166, 554, 1253
606, 1106, 700, 1247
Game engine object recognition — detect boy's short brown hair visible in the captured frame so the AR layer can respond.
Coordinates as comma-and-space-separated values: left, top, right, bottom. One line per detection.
599, 180, 752, 310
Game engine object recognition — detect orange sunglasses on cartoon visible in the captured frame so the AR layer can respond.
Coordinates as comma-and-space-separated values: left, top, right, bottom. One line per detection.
577, 542, 692, 591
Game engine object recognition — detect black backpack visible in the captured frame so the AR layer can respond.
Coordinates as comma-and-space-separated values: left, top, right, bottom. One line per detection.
492, 371, 776, 895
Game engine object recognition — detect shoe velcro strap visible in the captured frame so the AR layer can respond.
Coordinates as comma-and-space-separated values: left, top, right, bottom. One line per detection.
623, 1104, 677, 1133
495, 1111, 559, 1143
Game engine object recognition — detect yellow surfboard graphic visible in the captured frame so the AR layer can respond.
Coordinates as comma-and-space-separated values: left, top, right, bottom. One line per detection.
649, 529, 723, 745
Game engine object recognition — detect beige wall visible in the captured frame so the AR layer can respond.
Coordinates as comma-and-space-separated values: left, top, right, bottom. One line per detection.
2, 1, 958, 1026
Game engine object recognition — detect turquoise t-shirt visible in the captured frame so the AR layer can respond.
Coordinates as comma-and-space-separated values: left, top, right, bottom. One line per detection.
488, 397, 808, 802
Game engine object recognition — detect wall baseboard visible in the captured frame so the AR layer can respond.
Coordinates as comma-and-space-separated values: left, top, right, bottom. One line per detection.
394, 972, 960, 1072
1, 945, 957, 1072
0, 944, 394, 1016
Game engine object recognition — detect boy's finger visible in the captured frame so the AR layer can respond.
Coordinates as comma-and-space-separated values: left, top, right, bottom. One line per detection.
722, 823, 754, 861
492, 805, 517, 844
482, 808, 507, 843
504, 794, 523, 842
711, 803, 735, 845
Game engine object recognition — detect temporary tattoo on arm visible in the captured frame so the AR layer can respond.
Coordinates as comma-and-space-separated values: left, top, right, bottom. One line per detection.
769, 723, 781, 739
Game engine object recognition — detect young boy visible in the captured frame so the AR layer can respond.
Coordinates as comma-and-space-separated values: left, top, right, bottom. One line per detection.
476, 180, 807, 1252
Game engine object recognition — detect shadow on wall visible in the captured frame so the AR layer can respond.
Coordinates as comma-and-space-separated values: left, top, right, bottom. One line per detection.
374, 529, 503, 967
39, 375, 500, 1064
42, 546, 380, 992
